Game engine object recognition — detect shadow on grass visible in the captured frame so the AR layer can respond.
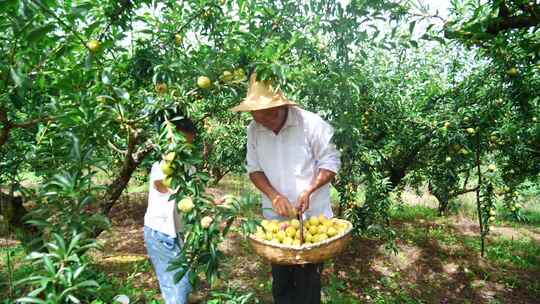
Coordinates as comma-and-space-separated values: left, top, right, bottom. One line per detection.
327, 224, 538, 303
515, 209, 540, 227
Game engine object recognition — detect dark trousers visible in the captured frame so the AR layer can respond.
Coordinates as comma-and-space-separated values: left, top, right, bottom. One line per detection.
271, 263, 322, 304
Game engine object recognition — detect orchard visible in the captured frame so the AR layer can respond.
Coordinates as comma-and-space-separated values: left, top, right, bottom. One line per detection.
1, 0, 539, 303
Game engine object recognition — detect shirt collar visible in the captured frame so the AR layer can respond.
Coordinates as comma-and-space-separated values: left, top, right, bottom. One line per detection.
255, 107, 298, 133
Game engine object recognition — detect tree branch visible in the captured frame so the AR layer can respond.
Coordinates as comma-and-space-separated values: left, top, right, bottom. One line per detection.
0, 191, 39, 239
463, 168, 471, 190
0, 127, 9, 148
486, 13, 540, 34
107, 140, 127, 155
91, 136, 154, 239
134, 140, 157, 162
11, 116, 54, 129
444, 5, 540, 40
0, 106, 55, 148
498, 1, 510, 18
0, 107, 8, 147
451, 186, 479, 197
176, 8, 209, 35
100, 131, 152, 217
0, 107, 7, 124
29, 0, 102, 64
408, 12, 446, 22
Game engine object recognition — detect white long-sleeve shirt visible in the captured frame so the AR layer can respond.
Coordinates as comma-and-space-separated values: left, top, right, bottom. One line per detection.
246, 107, 341, 220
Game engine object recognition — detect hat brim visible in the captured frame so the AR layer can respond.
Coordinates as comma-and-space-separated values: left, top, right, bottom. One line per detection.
230, 97, 297, 112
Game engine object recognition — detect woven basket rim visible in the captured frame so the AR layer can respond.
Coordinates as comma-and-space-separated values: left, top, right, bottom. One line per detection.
248, 218, 353, 251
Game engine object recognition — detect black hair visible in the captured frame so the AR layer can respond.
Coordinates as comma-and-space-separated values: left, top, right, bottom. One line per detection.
170, 117, 196, 134
154, 107, 197, 134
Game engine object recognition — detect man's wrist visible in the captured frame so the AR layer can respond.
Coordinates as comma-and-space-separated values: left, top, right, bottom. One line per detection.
268, 192, 281, 202
305, 186, 317, 195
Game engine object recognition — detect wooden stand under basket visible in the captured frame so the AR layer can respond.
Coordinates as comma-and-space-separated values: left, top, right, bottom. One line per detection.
248, 219, 353, 265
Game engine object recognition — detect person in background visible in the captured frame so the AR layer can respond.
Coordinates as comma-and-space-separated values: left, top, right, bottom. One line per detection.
143, 116, 222, 304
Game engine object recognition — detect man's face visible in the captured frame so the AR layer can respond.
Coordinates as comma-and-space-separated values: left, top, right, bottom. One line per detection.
251, 106, 286, 131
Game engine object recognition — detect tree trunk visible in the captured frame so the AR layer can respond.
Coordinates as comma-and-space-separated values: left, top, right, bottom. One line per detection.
0, 191, 42, 249
92, 140, 154, 238
210, 168, 230, 186
100, 155, 140, 216
1, 140, 154, 243
428, 182, 450, 216
435, 192, 450, 216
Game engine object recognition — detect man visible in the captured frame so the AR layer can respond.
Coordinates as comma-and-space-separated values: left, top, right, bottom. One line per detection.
144, 115, 222, 304
231, 74, 341, 304
143, 117, 197, 304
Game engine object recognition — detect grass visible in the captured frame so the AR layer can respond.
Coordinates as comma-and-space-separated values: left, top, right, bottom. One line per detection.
389, 204, 439, 221
0, 243, 162, 303
519, 201, 540, 227
0, 245, 35, 301
385, 203, 540, 301
362, 286, 424, 304
322, 274, 361, 304
89, 257, 162, 303
392, 203, 540, 270
216, 174, 257, 197
3, 174, 540, 303
463, 236, 540, 270
443, 190, 540, 228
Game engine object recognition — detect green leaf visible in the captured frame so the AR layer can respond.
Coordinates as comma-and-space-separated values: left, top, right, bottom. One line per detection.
101, 69, 112, 85
84, 21, 101, 37
0, 0, 18, 10
359, 49, 367, 59
139, 29, 154, 35
408, 20, 416, 35
75, 280, 99, 288
71, 3, 93, 17
67, 232, 82, 253
113, 87, 130, 101
73, 264, 86, 279
43, 255, 55, 275
67, 295, 81, 303
25, 219, 50, 228
52, 233, 67, 252
28, 285, 48, 297
10, 67, 24, 86
26, 24, 55, 42
173, 267, 189, 283
84, 53, 93, 70
14, 275, 49, 286
431, 36, 446, 45
16, 297, 47, 304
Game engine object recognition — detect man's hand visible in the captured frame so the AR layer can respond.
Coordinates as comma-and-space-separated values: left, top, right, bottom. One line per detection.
271, 194, 295, 217
154, 180, 169, 194
297, 189, 312, 213
213, 197, 225, 205
297, 169, 336, 212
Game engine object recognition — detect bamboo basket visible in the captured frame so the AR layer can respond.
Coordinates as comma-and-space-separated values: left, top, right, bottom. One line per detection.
248, 219, 353, 265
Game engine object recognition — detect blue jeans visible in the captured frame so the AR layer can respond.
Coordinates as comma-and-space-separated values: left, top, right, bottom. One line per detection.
143, 226, 192, 304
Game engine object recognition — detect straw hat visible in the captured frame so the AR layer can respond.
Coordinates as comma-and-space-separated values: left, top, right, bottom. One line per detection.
230, 73, 297, 112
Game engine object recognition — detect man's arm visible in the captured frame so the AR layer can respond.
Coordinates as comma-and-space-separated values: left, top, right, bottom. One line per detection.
249, 171, 295, 217
297, 118, 341, 213
156, 179, 223, 205
150, 161, 170, 194
297, 169, 336, 212
154, 180, 169, 193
